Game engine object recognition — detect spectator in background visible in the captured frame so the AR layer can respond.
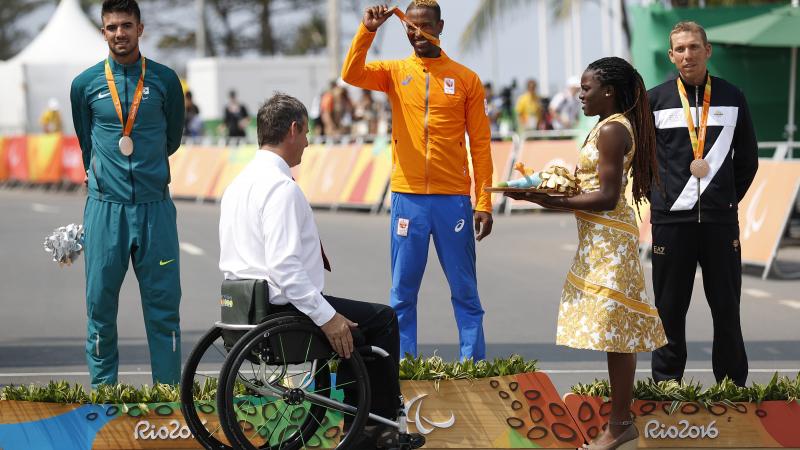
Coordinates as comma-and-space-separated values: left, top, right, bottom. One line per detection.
483, 82, 501, 134
549, 76, 582, 130
40, 98, 63, 133
184, 91, 202, 138
515, 79, 543, 131
321, 82, 354, 138
223, 89, 249, 141
333, 85, 354, 136
319, 80, 337, 136
497, 79, 518, 135
353, 89, 380, 136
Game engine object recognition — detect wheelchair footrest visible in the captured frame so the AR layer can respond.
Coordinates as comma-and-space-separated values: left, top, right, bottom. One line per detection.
392, 432, 425, 450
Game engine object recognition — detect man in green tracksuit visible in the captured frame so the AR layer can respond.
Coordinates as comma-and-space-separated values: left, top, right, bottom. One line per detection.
70, 0, 184, 387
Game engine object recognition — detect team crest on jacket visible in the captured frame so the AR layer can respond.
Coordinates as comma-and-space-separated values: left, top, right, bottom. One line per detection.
444, 77, 455, 95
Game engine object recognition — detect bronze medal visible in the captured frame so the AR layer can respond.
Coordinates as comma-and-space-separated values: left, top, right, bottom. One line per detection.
119, 136, 134, 156
689, 159, 710, 178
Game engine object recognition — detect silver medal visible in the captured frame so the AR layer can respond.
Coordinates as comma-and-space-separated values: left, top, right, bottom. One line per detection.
119, 136, 134, 156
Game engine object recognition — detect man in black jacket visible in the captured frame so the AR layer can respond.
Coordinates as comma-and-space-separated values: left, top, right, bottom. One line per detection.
648, 21, 758, 387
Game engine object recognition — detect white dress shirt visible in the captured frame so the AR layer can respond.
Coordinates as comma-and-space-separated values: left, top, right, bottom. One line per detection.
219, 150, 335, 326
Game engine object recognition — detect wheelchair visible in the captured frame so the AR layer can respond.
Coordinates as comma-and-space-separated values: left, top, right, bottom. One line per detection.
180, 308, 426, 450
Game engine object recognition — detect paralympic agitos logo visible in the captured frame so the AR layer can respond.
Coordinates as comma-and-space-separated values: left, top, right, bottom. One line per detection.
405, 394, 455, 435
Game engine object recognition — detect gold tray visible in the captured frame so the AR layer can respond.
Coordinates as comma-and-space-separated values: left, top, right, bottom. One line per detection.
484, 186, 574, 197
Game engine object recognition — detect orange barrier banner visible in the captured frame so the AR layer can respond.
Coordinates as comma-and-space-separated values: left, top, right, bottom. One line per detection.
168, 146, 188, 175
27, 133, 63, 183
507, 139, 579, 211
738, 160, 800, 275
301, 144, 362, 206
210, 145, 257, 199
169, 146, 229, 199
338, 138, 392, 208
60, 136, 85, 185
292, 143, 327, 185
0, 137, 7, 182
5, 136, 29, 182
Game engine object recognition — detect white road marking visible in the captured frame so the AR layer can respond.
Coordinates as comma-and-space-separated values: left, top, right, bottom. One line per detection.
179, 242, 205, 256
31, 203, 59, 214
743, 288, 771, 299
560, 244, 578, 252
779, 300, 800, 310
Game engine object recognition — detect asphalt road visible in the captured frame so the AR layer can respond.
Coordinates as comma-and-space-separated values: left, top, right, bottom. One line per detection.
1, 187, 798, 393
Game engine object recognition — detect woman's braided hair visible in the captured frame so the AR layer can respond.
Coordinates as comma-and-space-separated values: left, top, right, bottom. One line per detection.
586, 57, 658, 206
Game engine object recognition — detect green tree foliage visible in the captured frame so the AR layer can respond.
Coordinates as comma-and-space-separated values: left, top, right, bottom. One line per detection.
0, 0, 53, 60
2, 0, 326, 60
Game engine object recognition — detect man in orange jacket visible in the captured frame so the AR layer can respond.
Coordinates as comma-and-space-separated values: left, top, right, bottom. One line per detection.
342, 1, 493, 360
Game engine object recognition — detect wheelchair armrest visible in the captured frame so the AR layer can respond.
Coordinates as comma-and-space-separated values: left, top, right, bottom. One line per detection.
357, 345, 390, 358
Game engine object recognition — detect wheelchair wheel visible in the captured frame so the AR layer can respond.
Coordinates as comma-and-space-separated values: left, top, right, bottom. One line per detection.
180, 326, 232, 450
218, 317, 371, 450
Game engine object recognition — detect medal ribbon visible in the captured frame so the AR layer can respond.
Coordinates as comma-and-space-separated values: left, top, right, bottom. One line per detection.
676, 74, 711, 160
391, 7, 441, 47
104, 56, 146, 138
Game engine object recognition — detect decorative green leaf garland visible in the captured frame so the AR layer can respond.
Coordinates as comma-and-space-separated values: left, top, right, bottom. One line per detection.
571, 372, 800, 407
2, 356, 798, 405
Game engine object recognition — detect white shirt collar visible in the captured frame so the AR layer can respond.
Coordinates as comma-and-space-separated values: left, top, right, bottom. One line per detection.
255, 149, 292, 178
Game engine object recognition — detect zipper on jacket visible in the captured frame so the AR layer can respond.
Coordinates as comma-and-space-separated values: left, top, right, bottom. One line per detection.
695, 85, 701, 223
424, 71, 431, 193
124, 65, 136, 203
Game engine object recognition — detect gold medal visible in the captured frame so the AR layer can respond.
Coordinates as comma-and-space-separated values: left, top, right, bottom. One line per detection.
119, 136, 134, 156
689, 159, 709, 178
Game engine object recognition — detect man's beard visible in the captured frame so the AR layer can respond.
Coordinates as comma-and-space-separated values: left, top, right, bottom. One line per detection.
109, 41, 136, 57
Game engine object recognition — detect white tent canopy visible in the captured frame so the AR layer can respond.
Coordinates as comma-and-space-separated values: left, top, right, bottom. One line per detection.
0, 0, 108, 134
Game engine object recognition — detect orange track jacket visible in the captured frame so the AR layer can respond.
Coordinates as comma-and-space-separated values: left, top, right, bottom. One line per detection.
341, 23, 493, 213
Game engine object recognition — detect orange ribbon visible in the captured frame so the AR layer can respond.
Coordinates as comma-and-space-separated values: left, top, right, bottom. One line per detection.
104, 57, 146, 138
391, 6, 441, 47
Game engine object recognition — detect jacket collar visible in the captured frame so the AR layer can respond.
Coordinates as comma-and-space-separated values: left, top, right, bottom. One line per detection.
107, 52, 143, 73
409, 49, 451, 67
677, 71, 709, 90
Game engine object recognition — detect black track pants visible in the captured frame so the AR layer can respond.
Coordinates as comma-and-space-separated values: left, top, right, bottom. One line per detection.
650, 222, 748, 386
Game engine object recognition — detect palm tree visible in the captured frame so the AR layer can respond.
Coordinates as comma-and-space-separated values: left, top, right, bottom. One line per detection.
459, 0, 631, 54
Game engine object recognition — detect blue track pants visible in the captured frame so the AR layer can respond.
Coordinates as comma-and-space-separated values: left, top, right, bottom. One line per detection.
390, 193, 485, 360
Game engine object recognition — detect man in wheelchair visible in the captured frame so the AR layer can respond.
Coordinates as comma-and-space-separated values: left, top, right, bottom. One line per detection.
218, 93, 416, 449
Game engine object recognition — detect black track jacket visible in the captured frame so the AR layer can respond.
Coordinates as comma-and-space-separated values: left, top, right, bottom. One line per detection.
647, 74, 759, 224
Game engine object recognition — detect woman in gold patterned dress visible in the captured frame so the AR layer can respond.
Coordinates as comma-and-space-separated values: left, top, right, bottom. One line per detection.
506, 57, 667, 450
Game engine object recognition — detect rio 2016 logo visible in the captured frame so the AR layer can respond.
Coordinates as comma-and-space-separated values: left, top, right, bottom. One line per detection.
133, 419, 202, 440
644, 419, 719, 440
